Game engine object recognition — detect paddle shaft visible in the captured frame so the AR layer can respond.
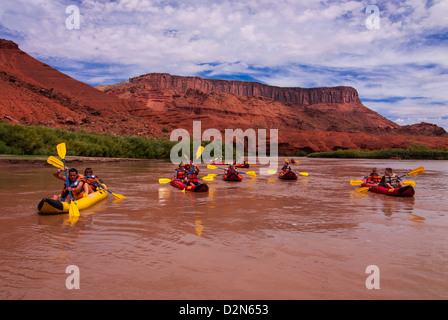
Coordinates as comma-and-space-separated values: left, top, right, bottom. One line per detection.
60, 159, 74, 201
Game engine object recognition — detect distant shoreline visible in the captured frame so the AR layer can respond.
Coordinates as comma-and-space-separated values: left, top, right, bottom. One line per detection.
0, 155, 158, 165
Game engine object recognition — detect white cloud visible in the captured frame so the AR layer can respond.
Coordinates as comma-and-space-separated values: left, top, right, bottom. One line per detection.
0, 0, 447, 129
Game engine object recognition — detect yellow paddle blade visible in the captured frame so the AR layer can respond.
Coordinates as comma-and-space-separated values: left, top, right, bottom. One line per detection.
184, 155, 189, 161
112, 192, 126, 200
350, 179, 364, 186
243, 171, 257, 178
268, 170, 277, 175
47, 156, 64, 168
201, 176, 214, 181
159, 178, 172, 184
404, 181, 416, 187
207, 164, 218, 170
196, 146, 205, 160
356, 187, 370, 193
207, 174, 218, 177
298, 172, 309, 176
407, 167, 425, 176
56, 143, 67, 160
68, 201, 80, 217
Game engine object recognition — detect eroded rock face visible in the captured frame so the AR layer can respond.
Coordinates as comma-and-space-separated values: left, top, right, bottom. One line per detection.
1, 39, 448, 154
129, 73, 361, 106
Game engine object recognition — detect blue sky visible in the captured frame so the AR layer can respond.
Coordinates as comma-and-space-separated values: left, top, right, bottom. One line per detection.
1, 0, 447, 129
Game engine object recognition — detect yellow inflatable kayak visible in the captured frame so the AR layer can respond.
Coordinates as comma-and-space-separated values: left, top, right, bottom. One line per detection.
37, 189, 108, 215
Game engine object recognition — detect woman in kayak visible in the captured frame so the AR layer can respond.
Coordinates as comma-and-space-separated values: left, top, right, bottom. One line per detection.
82, 168, 107, 194
52, 167, 88, 202
381, 168, 404, 189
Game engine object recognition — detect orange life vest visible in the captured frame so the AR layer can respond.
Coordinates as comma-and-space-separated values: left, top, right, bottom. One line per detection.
175, 168, 186, 180
368, 173, 382, 183
60, 178, 84, 200
80, 174, 98, 191
186, 170, 198, 182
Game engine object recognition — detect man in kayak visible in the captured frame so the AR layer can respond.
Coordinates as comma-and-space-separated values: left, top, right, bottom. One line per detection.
183, 163, 200, 187
52, 167, 88, 202
281, 161, 292, 173
82, 168, 107, 194
381, 168, 404, 189
224, 164, 239, 179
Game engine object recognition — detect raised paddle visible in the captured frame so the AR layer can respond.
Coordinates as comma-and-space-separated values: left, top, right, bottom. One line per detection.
47, 156, 126, 200
56, 143, 79, 218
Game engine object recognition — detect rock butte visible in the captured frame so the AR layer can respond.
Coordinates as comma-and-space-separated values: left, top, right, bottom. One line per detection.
1, 39, 447, 154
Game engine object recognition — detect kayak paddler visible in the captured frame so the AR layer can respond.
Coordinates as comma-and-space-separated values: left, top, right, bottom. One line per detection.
380, 168, 404, 189
183, 163, 200, 187
52, 167, 88, 202
224, 164, 239, 179
281, 161, 292, 173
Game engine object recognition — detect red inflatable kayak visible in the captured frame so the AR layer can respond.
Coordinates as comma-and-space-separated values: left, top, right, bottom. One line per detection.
279, 171, 299, 180
170, 179, 209, 192
222, 172, 243, 181
361, 182, 415, 197
234, 163, 249, 168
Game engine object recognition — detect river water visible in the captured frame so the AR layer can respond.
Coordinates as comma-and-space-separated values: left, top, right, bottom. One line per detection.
0, 158, 447, 300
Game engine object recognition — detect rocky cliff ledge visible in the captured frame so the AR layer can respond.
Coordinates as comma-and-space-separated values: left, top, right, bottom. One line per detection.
130, 73, 361, 106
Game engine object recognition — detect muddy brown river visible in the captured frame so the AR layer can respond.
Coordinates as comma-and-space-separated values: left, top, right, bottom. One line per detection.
0, 158, 447, 300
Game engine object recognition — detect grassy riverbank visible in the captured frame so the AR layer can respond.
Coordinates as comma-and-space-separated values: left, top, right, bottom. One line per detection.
0, 121, 237, 160
308, 143, 448, 160
0, 121, 175, 159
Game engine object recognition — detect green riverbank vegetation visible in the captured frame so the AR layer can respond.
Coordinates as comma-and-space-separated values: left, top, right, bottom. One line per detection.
308, 143, 448, 160
0, 121, 175, 159
0, 121, 238, 160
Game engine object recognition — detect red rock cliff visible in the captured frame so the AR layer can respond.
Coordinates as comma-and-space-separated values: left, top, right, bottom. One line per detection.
130, 73, 361, 106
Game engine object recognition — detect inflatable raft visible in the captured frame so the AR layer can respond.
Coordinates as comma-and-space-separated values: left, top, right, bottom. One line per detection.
361, 182, 415, 197
279, 171, 299, 180
222, 172, 243, 181
38, 189, 108, 215
170, 179, 209, 192
234, 163, 249, 168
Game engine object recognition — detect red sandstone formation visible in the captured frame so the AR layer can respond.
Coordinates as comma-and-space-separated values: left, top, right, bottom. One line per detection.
129, 73, 362, 106
1, 39, 447, 154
